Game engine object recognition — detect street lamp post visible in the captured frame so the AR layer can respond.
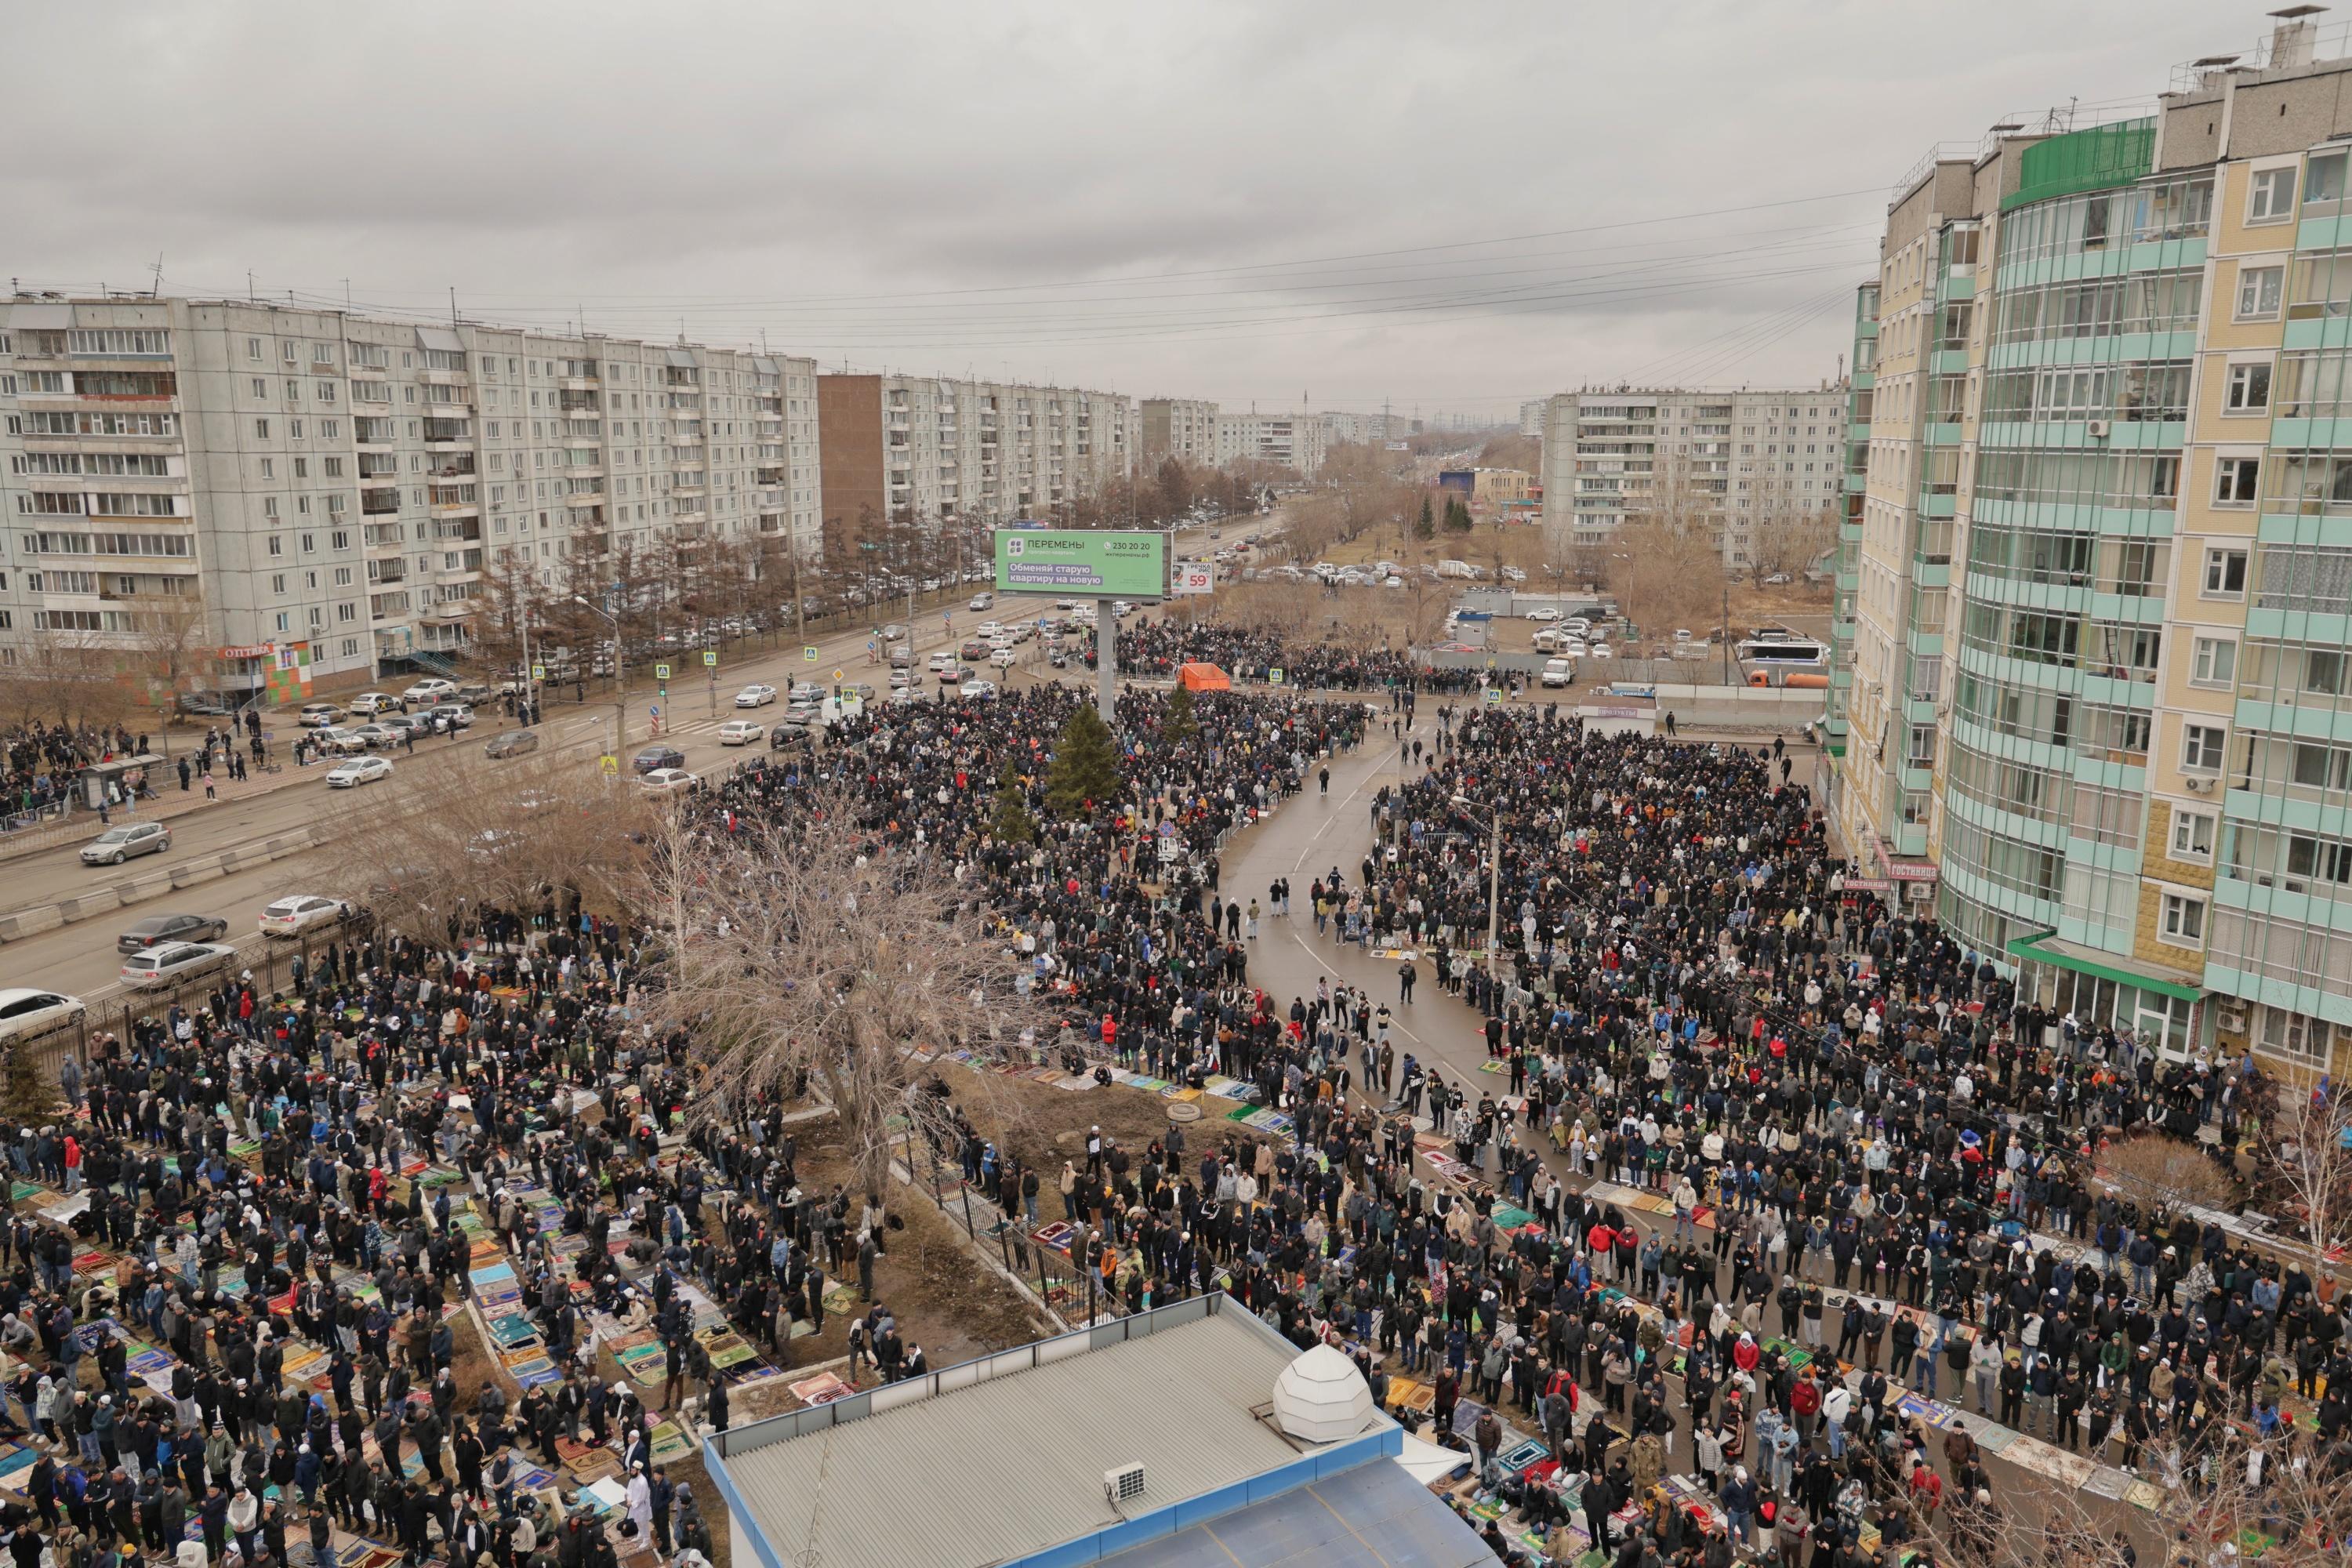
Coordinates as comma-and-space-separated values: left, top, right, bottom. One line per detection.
1452, 793, 1502, 982
572, 594, 626, 760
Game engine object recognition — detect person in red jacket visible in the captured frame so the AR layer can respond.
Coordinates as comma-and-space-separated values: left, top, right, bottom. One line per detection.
1788, 1367, 1822, 1442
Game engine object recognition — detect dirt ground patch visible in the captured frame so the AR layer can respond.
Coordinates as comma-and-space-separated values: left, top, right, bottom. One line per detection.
930, 1058, 1279, 1200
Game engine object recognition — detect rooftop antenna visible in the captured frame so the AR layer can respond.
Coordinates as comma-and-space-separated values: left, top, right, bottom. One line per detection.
449, 286, 459, 325
340, 278, 351, 310
247, 270, 256, 302
147, 253, 165, 298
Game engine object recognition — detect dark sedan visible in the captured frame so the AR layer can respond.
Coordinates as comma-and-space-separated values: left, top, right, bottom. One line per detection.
633, 745, 686, 775
117, 913, 230, 955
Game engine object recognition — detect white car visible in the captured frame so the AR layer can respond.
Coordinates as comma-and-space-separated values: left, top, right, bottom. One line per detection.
1589, 643, 1615, 659
259, 895, 351, 936
313, 727, 372, 756
0, 989, 83, 1043
1541, 658, 1574, 688
989, 648, 1018, 669
297, 702, 345, 728
401, 678, 458, 710
349, 692, 399, 717
1526, 608, 1563, 622
959, 679, 1000, 700
119, 941, 237, 990
718, 720, 766, 746
1382, 576, 1405, 590
82, 822, 172, 866
640, 767, 699, 793
927, 652, 954, 673
968, 593, 994, 612
326, 756, 394, 788
1559, 638, 1588, 658
976, 622, 1005, 639
734, 684, 778, 709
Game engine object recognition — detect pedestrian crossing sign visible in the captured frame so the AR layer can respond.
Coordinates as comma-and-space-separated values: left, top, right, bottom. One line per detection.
1485, 689, 1503, 704
804, 646, 818, 661
702, 651, 718, 666
531, 664, 545, 681
1269, 668, 1285, 684
655, 663, 672, 681
599, 755, 619, 775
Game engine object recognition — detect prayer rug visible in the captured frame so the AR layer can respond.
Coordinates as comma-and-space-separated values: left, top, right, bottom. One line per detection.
788, 1370, 852, 1406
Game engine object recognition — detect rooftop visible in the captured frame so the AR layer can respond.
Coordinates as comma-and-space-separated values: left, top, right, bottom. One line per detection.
708, 1295, 1428, 1568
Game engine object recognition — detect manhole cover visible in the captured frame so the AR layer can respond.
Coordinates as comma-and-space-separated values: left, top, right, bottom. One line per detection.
1165, 1102, 1202, 1123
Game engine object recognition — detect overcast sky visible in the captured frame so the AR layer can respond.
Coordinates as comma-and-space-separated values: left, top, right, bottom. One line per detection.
6, 1, 2267, 420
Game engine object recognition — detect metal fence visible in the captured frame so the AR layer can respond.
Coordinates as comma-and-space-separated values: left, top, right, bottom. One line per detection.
16, 924, 345, 1086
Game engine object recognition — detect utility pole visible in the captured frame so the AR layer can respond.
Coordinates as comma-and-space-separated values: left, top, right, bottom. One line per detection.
1722, 584, 1732, 687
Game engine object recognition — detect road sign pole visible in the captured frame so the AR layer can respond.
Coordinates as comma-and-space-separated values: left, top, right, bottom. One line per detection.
1094, 597, 1116, 728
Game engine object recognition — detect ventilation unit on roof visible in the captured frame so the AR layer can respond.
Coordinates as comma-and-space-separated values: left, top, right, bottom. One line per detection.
1105, 1464, 1145, 1507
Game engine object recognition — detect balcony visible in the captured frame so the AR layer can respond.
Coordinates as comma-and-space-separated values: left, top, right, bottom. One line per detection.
670, 432, 702, 448
354, 419, 397, 448
363, 523, 404, 550
424, 461, 477, 481
361, 495, 400, 518
564, 488, 605, 506
420, 420, 472, 447
559, 376, 600, 393
420, 367, 471, 387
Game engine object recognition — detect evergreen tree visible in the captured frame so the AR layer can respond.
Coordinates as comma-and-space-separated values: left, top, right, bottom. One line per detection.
1443, 496, 1474, 533
1, 1046, 53, 1123
989, 761, 1036, 844
1044, 702, 1124, 819
1164, 682, 1200, 746
1414, 495, 1436, 541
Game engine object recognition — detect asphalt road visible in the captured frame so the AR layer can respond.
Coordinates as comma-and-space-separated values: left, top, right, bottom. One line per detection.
0, 520, 1252, 1007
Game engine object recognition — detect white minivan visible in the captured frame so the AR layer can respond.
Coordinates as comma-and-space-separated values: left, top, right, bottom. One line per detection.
1541, 657, 1574, 688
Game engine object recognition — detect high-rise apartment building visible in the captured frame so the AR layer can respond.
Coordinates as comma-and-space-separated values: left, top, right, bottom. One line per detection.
1140, 397, 1218, 466
0, 296, 819, 700
1536, 386, 1847, 569
1835, 9, 2352, 1074
1520, 398, 1548, 437
1214, 412, 1328, 476
1318, 411, 1408, 447
815, 374, 1133, 532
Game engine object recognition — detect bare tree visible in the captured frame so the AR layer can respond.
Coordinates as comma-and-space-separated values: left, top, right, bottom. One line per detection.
637, 808, 1047, 1196
336, 758, 654, 943
1745, 496, 1838, 586
2093, 1131, 2241, 1224
2259, 1079, 2352, 1298
122, 593, 219, 754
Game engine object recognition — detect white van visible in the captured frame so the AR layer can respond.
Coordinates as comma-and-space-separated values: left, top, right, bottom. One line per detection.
968, 593, 994, 612
1541, 657, 1574, 688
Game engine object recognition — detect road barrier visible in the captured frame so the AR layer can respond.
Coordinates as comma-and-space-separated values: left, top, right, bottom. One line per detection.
0, 824, 327, 944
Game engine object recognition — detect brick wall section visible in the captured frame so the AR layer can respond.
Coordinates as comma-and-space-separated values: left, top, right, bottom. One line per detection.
2135, 797, 2218, 970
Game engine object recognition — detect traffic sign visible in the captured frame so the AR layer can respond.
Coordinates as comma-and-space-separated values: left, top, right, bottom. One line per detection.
702, 651, 718, 667
1484, 689, 1503, 705
1269, 668, 1285, 684
599, 754, 619, 775
833, 669, 844, 682
655, 663, 672, 681
530, 664, 546, 681
804, 646, 818, 662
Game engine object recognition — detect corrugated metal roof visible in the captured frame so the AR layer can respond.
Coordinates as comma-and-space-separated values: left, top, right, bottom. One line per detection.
417, 326, 463, 353
1098, 1459, 1490, 1568
721, 1310, 1311, 1568
666, 347, 699, 368
753, 355, 779, 374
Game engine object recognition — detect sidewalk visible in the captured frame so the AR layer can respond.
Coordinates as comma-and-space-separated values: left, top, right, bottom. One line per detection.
0, 754, 314, 862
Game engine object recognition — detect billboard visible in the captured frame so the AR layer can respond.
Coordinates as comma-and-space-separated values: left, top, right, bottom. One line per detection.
994, 529, 1165, 597
1171, 561, 1216, 596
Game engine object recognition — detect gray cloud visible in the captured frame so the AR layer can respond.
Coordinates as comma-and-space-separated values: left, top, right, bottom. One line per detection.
4, 0, 2249, 414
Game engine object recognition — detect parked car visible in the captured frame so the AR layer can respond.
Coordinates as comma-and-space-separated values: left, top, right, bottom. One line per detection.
717, 720, 766, 746
81, 822, 171, 866
347, 724, 401, 750
0, 990, 83, 1043
419, 705, 474, 733
258, 895, 351, 936
401, 679, 458, 710
633, 746, 686, 774
380, 713, 430, 740
120, 941, 237, 990
313, 727, 372, 756
326, 756, 394, 788
1526, 608, 1562, 622
117, 913, 229, 954
484, 730, 540, 760
735, 684, 778, 708
1541, 658, 1575, 688
959, 679, 1000, 700
640, 768, 699, 793
297, 702, 345, 728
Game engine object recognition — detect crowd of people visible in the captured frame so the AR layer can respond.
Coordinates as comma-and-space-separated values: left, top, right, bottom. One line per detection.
0, 635, 2336, 1568
5, 721, 152, 823
1102, 620, 1420, 691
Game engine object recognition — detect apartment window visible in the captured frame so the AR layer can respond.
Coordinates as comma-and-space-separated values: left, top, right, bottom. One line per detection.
267, 535, 283, 557
336, 603, 356, 622
263, 498, 278, 519
254, 419, 270, 440
270, 574, 285, 595
2259, 1007, 2332, 1065
2216, 456, 2261, 504
300, 533, 315, 553
331, 530, 348, 550
281, 342, 299, 364
2160, 892, 2207, 945
2183, 722, 2227, 772
285, 380, 300, 402
289, 419, 301, 438
2225, 361, 2273, 413
2311, 649, 2348, 695
2237, 266, 2285, 320
248, 339, 263, 362
2171, 809, 2216, 862
342, 638, 358, 659
2250, 165, 2298, 224
2287, 833, 2352, 887
333, 566, 353, 586
293, 458, 307, 479
260, 459, 274, 480
2202, 547, 2248, 597
274, 613, 289, 632
2190, 635, 2238, 688
250, 378, 267, 398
